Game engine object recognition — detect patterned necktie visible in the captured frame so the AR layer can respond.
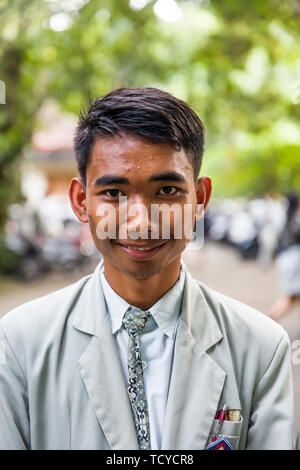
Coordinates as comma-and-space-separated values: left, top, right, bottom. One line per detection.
122, 306, 152, 450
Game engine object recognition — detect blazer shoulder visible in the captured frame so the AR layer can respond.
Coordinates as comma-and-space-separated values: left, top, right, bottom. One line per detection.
0, 273, 91, 342
194, 278, 288, 348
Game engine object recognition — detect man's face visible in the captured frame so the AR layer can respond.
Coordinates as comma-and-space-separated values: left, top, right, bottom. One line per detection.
72, 133, 209, 279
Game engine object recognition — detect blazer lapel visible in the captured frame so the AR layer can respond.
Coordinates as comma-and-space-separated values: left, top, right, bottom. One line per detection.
73, 260, 138, 450
162, 264, 226, 450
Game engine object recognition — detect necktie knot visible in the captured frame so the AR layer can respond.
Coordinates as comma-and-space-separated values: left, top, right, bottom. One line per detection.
122, 307, 151, 335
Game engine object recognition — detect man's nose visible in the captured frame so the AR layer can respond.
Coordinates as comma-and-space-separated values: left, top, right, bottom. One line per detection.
122, 197, 159, 239
127, 201, 151, 236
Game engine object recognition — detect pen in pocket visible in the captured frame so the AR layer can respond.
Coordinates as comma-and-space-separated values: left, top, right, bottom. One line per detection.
212, 403, 228, 442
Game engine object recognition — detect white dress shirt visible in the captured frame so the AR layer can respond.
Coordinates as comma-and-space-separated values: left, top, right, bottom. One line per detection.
99, 263, 186, 450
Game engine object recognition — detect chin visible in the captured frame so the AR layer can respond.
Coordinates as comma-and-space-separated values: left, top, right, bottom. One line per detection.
112, 259, 166, 280
124, 263, 163, 278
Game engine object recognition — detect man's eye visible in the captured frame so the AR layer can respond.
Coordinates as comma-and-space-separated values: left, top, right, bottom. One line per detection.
158, 186, 177, 195
103, 189, 124, 198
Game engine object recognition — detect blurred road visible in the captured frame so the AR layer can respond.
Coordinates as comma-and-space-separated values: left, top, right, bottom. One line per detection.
0, 241, 299, 437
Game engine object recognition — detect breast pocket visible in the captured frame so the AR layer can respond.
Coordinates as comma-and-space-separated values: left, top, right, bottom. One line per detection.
206, 415, 243, 450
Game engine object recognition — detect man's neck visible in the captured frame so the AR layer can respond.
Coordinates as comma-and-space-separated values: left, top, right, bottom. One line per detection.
102, 257, 182, 311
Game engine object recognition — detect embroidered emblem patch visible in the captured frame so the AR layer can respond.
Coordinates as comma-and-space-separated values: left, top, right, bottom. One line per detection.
205, 435, 235, 450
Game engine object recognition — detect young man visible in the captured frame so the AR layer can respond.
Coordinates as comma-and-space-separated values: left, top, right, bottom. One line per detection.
0, 88, 295, 450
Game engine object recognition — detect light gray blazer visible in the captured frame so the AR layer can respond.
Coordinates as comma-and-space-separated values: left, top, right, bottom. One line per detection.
0, 259, 295, 449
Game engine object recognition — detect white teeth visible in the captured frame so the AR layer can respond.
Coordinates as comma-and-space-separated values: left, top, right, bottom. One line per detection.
128, 247, 153, 251
118, 243, 165, 251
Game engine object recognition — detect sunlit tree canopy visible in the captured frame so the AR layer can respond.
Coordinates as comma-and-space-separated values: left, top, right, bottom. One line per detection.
1, 0, 300, 232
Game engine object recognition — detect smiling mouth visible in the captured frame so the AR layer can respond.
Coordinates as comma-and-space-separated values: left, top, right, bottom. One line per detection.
113, 240, 169, 258
116, 242, 167, 251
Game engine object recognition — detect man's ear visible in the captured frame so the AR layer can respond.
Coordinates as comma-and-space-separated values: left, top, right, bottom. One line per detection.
68, 177, 89, 223
195, 176, 212, 213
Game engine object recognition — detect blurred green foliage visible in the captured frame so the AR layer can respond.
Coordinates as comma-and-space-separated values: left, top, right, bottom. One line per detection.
0, 0, 300, 233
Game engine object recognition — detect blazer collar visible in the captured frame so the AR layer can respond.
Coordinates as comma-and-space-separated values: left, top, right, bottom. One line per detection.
99, 261, 185, 338
73, 257, 223, 352
72, 258, 107, 338
180, 258, 223, 352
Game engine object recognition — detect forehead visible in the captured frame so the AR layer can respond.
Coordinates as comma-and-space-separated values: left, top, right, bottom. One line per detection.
86, 134, 194, 181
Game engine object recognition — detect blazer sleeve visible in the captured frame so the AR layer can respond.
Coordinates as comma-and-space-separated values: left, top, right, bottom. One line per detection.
0, 324, 30, 450
246, 331, 295, 449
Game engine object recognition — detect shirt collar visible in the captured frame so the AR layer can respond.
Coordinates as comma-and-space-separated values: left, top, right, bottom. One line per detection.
100, 263, 185, 338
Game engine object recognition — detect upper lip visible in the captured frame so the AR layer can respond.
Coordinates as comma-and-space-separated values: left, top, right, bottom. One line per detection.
115, 241, 168, 249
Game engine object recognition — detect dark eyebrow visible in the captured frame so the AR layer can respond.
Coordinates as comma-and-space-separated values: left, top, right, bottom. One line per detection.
148, 172, 186, 184
94, 171, 186, 187
94, 175, 130, 186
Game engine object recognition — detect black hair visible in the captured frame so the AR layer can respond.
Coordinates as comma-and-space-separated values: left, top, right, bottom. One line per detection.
73, 87, 205, 185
